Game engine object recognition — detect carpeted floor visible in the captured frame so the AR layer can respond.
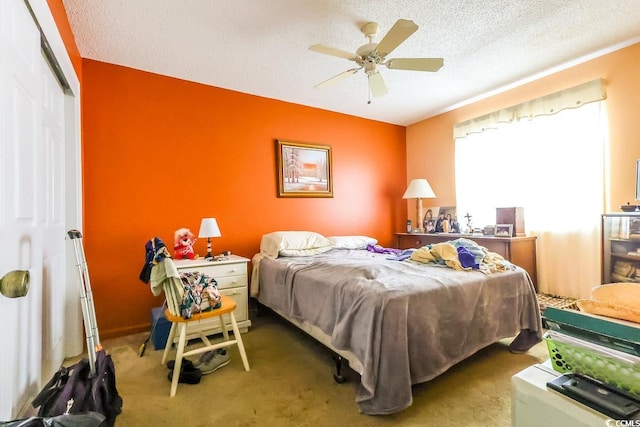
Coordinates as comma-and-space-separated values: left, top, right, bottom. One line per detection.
93, 308, 549, 427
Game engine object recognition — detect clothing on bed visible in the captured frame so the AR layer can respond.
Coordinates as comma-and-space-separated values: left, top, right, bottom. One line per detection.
365, 243, 402, 255
257, 249, 541, 415
410, 238, 513, 274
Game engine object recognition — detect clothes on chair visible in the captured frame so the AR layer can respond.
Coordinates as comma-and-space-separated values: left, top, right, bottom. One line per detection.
150, 258, 183, 314
140, 237, 171, 284
146, 249, 222, 319
178, 272, 222, 319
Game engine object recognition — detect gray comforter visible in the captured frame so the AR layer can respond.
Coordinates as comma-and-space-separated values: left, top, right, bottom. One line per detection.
257, 249, 541, 415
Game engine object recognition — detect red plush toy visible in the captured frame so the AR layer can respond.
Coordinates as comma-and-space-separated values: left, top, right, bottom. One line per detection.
173, 228, 197, 260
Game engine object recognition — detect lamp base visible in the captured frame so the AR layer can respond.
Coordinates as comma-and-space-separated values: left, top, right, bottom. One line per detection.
205, 238, 212, 259
416, 197, 424, 233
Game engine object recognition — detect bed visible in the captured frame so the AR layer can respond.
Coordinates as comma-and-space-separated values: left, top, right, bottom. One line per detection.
251, 232, 542, 415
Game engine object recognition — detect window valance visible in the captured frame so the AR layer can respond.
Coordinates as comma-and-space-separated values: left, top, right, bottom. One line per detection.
453, 78, 606, 139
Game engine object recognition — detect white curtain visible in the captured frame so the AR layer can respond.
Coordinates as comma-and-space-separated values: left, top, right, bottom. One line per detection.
455, 101, 606, 299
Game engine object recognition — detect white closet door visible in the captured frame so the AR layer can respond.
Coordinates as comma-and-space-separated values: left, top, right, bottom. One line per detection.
0, 0, 67, 419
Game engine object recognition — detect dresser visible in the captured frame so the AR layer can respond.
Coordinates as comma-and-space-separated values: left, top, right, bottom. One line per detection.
396, 233, 538, 288
173, 255, 251, 340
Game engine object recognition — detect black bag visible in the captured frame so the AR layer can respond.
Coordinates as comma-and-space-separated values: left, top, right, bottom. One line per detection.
0, 412, 105, 427
31, 350, 123, 427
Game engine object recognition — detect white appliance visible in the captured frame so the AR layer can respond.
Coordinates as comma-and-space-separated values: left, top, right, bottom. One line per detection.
512, 361, 610, 427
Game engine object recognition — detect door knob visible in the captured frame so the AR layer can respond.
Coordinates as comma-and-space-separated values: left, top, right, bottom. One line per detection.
0, 270, 30, 298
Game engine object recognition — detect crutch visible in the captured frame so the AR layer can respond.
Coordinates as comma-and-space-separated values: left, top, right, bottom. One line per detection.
67, 229, 102, 375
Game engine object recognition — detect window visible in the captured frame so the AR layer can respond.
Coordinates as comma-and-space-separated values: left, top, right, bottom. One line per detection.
454, 93, 606, 298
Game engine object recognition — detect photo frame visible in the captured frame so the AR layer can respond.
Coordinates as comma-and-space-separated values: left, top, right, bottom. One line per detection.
495, 224, 513, 237
276, 140, 333, 198
433, 206, 460, 233
422, 207, 439, 233
439, 206, 457, 220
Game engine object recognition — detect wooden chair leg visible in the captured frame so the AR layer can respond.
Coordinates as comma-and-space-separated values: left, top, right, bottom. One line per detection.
170, 324, 188, 397
161, 321, 178, 365
229, 312, 250, 371
219, 314, 230, 341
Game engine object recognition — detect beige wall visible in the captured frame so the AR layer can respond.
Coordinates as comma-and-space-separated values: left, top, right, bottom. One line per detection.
407, 42, 640, 215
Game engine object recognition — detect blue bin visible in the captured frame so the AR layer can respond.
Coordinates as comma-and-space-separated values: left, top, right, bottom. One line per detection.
150, 306, 171, 350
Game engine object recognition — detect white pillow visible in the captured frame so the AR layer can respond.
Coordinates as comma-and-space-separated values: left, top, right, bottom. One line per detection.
279, 246, 334, 257
260, 231, 334, 258
327, 235, 378, 250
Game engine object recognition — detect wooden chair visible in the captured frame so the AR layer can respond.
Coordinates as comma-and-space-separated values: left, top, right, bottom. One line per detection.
161, 293, 250, 396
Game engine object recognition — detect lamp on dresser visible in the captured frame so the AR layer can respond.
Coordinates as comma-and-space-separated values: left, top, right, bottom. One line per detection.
402, 179, 436, 232
198, 218, 221, 259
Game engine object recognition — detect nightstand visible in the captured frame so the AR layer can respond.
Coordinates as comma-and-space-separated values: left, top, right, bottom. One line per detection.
173, 255, 251, 340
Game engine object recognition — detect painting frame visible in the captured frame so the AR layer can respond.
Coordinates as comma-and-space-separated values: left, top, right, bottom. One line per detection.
276, 139, 333, 198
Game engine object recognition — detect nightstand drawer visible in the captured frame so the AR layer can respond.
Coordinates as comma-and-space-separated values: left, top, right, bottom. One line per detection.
214, 274, 247, 291
177, 262, 246, 279
220, 287, 248, 323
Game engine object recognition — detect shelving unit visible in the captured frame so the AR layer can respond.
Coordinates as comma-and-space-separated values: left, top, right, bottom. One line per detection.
602, 213, 640, 283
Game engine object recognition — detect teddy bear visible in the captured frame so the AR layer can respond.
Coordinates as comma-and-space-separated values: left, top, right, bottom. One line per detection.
173, 228, 197, 260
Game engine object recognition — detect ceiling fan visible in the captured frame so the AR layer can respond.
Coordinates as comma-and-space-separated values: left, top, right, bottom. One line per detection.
309, 19, 444, 99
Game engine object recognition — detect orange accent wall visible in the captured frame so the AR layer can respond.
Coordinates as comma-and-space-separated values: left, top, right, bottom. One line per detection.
46, 0, 82, 80
407, 42, 640, 213
81, 59, 407, 338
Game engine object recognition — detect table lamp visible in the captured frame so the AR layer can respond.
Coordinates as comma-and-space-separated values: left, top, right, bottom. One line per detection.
198, 218, 221, 259
402, 179, 436, 232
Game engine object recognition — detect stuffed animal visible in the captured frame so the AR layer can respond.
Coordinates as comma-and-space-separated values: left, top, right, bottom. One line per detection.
173, 228, 197, 260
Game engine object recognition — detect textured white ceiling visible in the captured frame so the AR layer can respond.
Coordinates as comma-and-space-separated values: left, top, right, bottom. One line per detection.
62, 0, 640, 126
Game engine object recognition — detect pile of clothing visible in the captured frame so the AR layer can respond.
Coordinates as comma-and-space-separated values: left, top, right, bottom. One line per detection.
409, 237, 514, 273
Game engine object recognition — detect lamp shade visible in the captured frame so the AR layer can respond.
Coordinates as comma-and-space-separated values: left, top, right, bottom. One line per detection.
198, 218, 222, 238
402, 179, 436, 199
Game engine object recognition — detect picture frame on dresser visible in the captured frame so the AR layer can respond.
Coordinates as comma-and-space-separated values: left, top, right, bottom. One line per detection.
423, 207, 438, 233
495, 224, 513, 237
276, 139, 333, 198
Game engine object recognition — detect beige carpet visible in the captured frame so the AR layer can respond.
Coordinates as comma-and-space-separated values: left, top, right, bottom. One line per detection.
96, 309, 549, 427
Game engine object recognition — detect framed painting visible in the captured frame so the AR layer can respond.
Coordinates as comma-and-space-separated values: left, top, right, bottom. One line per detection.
277, 140, 333, 198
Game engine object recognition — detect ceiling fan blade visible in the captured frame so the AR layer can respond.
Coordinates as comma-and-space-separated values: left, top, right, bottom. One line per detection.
309, 44, 358, 61
375, 19, 418, 57
315, 68, 360, 89
387, 58, 444, 72
368, 72, 388, 98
